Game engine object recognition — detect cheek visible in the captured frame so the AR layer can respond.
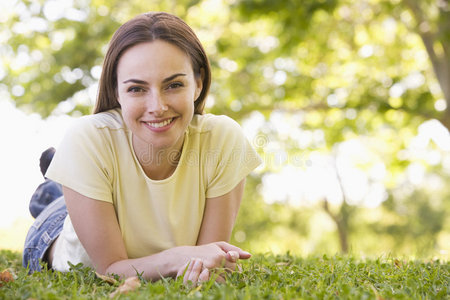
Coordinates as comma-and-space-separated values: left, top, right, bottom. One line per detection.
122, 104, 139, 117
118, 98, 137, 118
117, 90, 124, 106
195, 86, 202, 100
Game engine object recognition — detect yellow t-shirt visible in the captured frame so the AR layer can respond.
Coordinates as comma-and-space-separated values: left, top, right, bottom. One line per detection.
46, 108, 261, 271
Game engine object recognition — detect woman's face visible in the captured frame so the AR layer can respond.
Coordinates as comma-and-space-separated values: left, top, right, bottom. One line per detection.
116, 40, 202, 157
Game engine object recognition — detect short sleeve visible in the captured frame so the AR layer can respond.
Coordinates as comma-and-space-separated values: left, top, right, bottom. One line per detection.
205, 116, 262, 198
45, 116, 114, 203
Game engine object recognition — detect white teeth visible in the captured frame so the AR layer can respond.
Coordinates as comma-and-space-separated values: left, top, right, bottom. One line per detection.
147, 118, 173, 128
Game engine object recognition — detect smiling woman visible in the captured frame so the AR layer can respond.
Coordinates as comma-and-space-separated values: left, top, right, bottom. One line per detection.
117, 41, 201, 175
22, 12, 261, 285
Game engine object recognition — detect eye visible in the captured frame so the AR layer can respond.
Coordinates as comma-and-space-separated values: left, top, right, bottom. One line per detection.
167, 82, 183, 90
127, 86, 145, 93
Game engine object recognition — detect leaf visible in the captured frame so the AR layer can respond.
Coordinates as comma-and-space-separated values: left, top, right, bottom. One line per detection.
109, 276, 141, 298
0, 269, 14, 286
95, 272, 118, 285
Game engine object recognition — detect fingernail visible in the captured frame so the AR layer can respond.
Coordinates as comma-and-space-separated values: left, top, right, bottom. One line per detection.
194, 259, 202, 267
229, 252, 237, 261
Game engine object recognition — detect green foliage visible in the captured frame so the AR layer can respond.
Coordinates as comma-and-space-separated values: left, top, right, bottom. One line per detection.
1, 250, 448, 299
235, 0, 338, 49
2, 0, 450, 257
2, 0, 201, 117
372, 187, 449, 255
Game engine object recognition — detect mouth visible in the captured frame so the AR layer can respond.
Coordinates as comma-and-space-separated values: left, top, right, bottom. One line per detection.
145, 117, 175, 128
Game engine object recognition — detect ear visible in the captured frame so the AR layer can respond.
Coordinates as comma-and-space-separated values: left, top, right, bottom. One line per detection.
194, 68, 204, 101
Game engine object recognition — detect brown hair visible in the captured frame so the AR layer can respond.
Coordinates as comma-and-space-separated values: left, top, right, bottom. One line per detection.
93, 12, 211, 114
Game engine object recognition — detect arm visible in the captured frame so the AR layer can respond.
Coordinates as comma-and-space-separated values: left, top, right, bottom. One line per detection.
197, 179, 246, 245
197, 179, 252, 265
63, 186, 248, 281
63, 186, 169, 278
178, 179, 250, 284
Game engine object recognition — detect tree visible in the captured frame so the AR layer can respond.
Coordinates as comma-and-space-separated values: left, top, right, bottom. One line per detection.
1, 0, 200, 116
2, 0, 449, 255
400, 0, 450, 128
229, 0, 449, 129
227, 0, 449, 253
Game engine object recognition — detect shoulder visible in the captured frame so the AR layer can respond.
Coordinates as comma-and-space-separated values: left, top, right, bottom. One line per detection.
71, 108, 125, 132
188, 114, 251, 158
189, 113, 242, 136
65, 109, 126, 142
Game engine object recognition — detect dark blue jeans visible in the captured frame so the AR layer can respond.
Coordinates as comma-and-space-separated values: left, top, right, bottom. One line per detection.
23, 180, 67, 273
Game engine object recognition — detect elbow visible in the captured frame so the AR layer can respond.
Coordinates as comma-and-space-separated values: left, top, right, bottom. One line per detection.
99, 257, 128, 278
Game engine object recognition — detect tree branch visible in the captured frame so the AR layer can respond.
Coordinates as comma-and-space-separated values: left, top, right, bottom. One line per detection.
402, 0, 450, 118
402, 1, 446, 83
322, 199, 338, 224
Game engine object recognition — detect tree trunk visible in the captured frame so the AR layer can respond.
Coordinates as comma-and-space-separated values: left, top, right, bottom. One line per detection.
322, 200, 349, 254
402, 0, 450, 130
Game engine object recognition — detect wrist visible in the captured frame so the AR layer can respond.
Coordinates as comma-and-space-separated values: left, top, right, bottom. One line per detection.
160, 246, 189, 277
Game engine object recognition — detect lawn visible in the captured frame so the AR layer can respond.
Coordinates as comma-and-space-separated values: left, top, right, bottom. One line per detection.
0, 249, 448, 299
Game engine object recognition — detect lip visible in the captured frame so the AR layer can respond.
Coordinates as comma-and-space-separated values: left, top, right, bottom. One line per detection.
142, 117, 177, 132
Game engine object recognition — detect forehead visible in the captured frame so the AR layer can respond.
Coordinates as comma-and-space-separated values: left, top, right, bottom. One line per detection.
117, 40, 193, 79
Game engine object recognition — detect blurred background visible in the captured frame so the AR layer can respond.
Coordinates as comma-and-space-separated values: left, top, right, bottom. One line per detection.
0, 0, 449, 259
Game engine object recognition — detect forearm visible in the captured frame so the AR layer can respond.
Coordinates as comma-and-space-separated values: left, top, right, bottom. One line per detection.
104, 247, 188, 281
197, 180, 245, 245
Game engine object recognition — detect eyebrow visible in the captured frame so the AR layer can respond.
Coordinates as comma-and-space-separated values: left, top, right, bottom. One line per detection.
162, 73, 186, 83
122, 73, 187, 84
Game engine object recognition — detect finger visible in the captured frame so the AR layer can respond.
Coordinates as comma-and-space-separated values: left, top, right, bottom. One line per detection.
215, 274, 226, 284
181, 259, 197, 284
183, 259, 196, 285
237, 250, 251, 259
176, 261, 189, 279
226, 251, 239, 262
185, 259, 203, 286
216, 242, 252, 259
223, 260, 236, 272
198, 268, 210, 282
237, 263, 243, 272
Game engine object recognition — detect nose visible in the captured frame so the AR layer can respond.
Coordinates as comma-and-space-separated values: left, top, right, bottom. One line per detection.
146, 91, 168, 114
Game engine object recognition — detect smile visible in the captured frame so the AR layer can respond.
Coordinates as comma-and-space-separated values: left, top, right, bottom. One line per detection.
146, 118, 174, 128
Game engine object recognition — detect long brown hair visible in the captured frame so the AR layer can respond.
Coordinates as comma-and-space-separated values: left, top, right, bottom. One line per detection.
93, 12, 211, 114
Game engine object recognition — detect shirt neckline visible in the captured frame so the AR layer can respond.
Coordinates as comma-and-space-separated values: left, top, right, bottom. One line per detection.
128, 127, 190, 184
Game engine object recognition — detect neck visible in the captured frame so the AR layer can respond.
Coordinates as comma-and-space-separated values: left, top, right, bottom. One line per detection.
132, 138, 183, 180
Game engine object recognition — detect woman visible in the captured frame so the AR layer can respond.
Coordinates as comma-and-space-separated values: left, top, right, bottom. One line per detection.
23, 12, 261, 284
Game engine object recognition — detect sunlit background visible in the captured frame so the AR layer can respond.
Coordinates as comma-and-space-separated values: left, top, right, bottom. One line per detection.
1, 0, 449, 259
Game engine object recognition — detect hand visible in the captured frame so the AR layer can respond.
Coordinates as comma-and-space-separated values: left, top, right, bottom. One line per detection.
169, 241, 251, 283
176, 259, 210, 286
190, 241, 251, 271
176, 258, 230, 286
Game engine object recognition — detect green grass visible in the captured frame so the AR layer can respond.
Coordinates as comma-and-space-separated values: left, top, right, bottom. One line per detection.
0, 250, 449, 299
